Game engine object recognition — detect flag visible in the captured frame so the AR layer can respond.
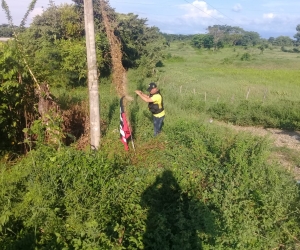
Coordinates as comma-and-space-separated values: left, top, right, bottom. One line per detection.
120, 96, 131, 150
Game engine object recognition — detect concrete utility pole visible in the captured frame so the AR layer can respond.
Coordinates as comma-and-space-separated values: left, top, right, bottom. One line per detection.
84, 0, 100, 149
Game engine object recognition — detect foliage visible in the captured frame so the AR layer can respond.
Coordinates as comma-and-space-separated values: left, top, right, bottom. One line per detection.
281, 46, 300, 53
191, 34, 214, 49
0, 146, 129, 248
1, 119, 299, 249
240, 52, 251, 61
161, 33, 195, 43
1, 4, 300, 249
164, 121, 300, 249
0, 24, 16, 37
0, 40, 37, 153
208, 100, 300, 130
115, 13, 166, 75
236, 31, 261, 46
207, 25, 225, 50
273, 36, 294, 46
17, 3, 109, 88
190, 26, 262, 48
294, 24, 300, 45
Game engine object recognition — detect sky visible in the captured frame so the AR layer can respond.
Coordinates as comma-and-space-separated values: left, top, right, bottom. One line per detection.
1, 0, 300, 39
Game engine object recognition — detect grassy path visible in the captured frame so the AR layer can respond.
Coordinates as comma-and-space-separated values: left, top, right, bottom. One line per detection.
214, 120, 300, 179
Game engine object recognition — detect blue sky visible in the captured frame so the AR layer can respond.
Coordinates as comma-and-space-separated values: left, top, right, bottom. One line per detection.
1, 0, 300, 38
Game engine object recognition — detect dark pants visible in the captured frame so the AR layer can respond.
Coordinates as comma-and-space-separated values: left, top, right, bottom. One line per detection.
153, 116, 165, 136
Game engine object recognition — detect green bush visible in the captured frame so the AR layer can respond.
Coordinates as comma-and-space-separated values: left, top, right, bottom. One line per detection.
180, 95, 206, 112
0, 146, 128, 249
207, 102, 234, 122
208, 100, 300, 130
240, 52, 251, 61
1, 119, 300, 249
163, 121, 300, 249
221, 57, 233, 64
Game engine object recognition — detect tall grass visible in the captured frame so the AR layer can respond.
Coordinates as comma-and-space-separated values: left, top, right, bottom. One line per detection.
155, 43, 300, 104
1, 42, 300, 249
129, 42, 300, 129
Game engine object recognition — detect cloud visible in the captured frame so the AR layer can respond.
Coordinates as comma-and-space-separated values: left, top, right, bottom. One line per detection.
232, 4, 242, 12
179, 0, 222, 20
263, 13, 275, 19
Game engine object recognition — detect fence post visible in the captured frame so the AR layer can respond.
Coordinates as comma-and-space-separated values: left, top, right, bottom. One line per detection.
246, 88, 250, 100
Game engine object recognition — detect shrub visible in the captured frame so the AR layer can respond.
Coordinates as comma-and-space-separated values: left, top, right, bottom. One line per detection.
208, 100, 300, 130
240, 52, 251, 61
221, 57, 233, 64
163, 121, 300, 249
180, 95, 206, 112
1, 120, 300, 249
208, 102, 234, 122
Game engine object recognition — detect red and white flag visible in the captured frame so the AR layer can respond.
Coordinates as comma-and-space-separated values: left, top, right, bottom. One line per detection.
120, 96, 131, 150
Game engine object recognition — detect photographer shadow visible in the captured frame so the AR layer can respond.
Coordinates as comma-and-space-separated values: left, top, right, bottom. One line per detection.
141, 170, 217, 250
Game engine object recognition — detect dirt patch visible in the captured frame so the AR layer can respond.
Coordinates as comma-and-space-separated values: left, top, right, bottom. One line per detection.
225, 124, 300, 151
214, 121, 300, 180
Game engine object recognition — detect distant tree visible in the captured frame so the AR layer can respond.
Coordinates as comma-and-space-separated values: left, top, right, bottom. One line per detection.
161, 33, 194, 42
191, 34, 204, 49
203, 34, 214, 49
207, 25, 225, 50
236, 31, 260, 46
191, 34, 213, 49
273, 36, 293, 46
294, 24, 300, 45
258, 44, 269, 54
0, 23, 16, 37
268, 37, 275, 44
223, 33, 243, 46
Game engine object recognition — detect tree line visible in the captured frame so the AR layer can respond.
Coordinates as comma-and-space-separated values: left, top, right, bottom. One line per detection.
162, 24, 300, 49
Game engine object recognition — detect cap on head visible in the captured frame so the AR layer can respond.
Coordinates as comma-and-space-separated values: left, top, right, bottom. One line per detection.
147, 82, 157, 92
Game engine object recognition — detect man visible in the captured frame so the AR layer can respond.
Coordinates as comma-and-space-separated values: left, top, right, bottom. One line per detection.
135, 82, 165, 136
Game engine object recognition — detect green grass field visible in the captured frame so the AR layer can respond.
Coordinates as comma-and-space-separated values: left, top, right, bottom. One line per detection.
154, 43, 300, 104
125, 42, 300, 131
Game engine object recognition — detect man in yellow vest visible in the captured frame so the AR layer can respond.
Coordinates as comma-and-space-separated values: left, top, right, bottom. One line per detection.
135, 82, 165, 136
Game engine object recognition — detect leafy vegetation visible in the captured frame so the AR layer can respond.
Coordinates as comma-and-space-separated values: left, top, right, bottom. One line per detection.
1, 1, 300, 249
208, 100, 300, 130
0, 39, 37, 154
1, 120, 299, 249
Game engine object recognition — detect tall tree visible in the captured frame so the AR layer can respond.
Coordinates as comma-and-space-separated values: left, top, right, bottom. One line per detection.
84, 0, 100, 149
207, 25, 225, 50
268, 37, 275, 44
236, 31, 260, 46
294, 24, 300, 45
274, 36, 293, 46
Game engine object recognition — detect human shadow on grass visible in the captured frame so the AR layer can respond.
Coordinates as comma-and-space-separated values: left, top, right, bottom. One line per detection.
141, 170, 218, 250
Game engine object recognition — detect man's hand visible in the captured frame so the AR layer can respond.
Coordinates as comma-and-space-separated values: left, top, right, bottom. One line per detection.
134, 90, 153, 103
135, 90, 142, 95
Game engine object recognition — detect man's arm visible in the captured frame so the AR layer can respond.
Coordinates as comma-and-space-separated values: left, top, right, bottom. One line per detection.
135, 90, 153, 103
